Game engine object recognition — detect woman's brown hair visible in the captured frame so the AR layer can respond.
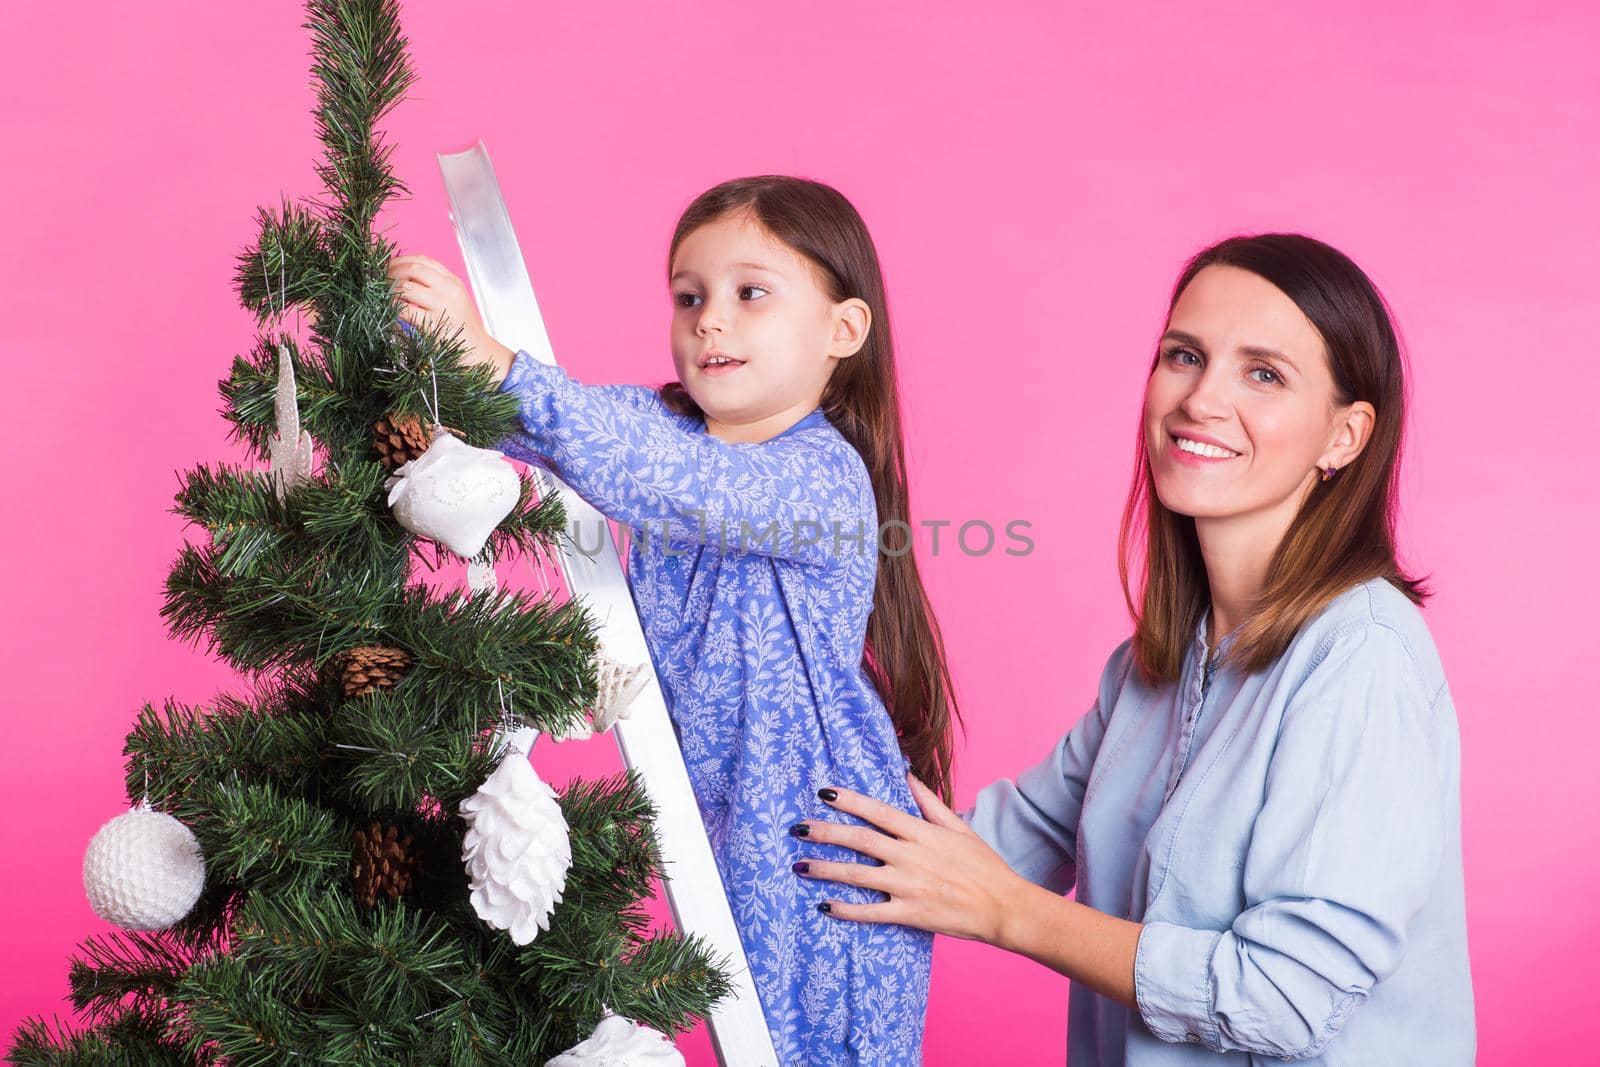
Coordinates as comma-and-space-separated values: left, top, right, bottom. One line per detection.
659, 176, 962, 803
1119, 233, 1430, 685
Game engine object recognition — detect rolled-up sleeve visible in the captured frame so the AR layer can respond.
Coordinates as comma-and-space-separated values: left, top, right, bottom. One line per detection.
963, 640, 1133, 895
1134, 622, 1446, 1059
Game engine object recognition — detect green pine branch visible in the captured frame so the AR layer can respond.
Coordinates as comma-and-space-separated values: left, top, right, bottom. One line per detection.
8, 1008, 197, 1066
235, 200, 332, 325
606, 932, 736, 1036
168, 954, 304, 1064
126, 688, 329, 811
64, 930, 201, 1028
305, 0, 415, 234
321, 688, 502, 812
231, 891, 474, 1014
180, 778, 349, 890
171, 459, 409, 593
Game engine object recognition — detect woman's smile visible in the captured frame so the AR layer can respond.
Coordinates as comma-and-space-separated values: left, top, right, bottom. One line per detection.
1166, 432, 1243, 466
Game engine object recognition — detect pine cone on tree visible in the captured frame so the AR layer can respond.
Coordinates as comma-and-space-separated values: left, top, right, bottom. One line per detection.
341, 644, 412, 697
371, 413, 461, 470
351, 820, 417, 907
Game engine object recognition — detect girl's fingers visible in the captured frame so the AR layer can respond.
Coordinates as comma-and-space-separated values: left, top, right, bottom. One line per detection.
818, 786, 927, 842
396, 299, 447, 329
390, 268, 441, 294
796, 858, 893, 894
384, 261, 430, 289
388, 254, 455, 287
907, 774, 966, 831
396, 252, 452, 274
394, 280, 440, 311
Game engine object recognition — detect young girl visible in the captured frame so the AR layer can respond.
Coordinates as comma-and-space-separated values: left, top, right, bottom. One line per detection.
388, 176, 958, 1065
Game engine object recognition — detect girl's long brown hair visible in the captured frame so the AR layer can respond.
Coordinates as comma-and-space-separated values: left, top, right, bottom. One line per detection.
1119, 233, 1430, 685
659, 176, 962, 802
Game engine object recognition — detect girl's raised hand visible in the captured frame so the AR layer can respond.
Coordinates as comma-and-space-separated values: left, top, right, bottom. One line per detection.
794, 774, 1031, 946
386, 253, 515, 383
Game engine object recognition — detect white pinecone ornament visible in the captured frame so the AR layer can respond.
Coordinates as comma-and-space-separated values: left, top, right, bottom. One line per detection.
82, 801, 206, 930
545, 1011, 684, 1067
459, 727, 571, 944
385, 432, 521, 558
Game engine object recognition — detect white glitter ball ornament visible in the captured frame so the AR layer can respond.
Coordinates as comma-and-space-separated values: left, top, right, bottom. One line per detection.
82, 802, 205, 930
459, 727, 572, 945
545, 1012, 685, 1067
385, 432, 521, 559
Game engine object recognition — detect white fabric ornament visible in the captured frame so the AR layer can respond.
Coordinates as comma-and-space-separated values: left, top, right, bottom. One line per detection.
267, 343, 314, 501
545, 1011, 685, 1067
459, 727, 571, 944
386, 432, 520, 558
82, 801, 205, 930
550, 649, 651, 744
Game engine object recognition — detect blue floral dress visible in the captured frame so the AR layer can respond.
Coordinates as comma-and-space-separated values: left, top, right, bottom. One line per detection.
495, 349, 932, 1065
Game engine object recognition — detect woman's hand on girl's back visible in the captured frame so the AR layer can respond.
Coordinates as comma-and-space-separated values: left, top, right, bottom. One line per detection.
386, 253, 515, 384
797, 775, 1031, 946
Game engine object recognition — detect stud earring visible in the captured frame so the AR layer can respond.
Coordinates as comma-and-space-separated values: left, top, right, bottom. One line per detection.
1321, 465, 1339, 482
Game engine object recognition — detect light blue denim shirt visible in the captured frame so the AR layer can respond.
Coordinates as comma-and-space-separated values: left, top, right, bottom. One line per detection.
966, 577, 1475, 1064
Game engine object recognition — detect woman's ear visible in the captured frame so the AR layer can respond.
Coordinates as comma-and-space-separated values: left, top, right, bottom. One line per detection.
829, 297, 872, 360
1321, 399, 1377, 470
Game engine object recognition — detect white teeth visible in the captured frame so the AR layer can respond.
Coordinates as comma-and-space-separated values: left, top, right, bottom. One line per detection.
705, 356, 739, 367
1175, 436, 1238, 459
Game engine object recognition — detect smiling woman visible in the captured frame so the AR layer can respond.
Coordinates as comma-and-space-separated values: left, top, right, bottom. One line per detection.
799, 233, 1476, 1066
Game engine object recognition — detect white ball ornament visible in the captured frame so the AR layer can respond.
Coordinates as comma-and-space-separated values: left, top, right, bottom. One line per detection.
385, 431, 521, 558
82, 801, 205, 930
545, 1011, 685, 1067
459, 727, 572, 945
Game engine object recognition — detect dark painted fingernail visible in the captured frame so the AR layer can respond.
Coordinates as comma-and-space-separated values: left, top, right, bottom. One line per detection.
792, 861, 810, 874
788, 823, 810, 838
817, 787, 838, 802
817, 902, 832, 914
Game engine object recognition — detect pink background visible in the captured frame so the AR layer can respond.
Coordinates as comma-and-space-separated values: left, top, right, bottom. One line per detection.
3, 2, 1595, 1062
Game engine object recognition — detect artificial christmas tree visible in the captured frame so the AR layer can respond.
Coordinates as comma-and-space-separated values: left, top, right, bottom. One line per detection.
7, 1, 729, 1062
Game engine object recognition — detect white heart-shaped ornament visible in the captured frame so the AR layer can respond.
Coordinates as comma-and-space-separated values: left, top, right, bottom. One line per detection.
386, 433, 521, 558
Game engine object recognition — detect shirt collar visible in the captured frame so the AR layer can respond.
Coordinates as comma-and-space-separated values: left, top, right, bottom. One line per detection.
698, 407, 828, 441
1192, 607, 1241, 663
